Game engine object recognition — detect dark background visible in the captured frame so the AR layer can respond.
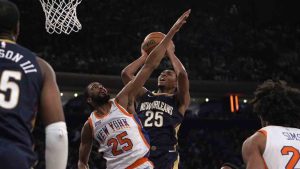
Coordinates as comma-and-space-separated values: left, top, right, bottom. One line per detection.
12, 0, 300, 82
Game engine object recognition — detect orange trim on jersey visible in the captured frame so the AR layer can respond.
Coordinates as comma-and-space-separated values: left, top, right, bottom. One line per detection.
114, 100, 150, 149
258, 129, 267, 137
263, 158, 269, 169
126, 157, 151, 169
131, 115, 150, 149
88, 117, 94, 130
93, 111, 109, 119
88, 117, 94, 136
114, 100, 133, 117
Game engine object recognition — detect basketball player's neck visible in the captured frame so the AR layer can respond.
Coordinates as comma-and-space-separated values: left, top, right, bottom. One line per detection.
158, 86, 175, 94
95, 101, 112, 116
0, 33, 16, 42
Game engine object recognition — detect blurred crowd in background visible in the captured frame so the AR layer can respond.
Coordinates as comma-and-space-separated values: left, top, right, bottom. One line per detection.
11, 0, 300, 168
16, 0, 300, 82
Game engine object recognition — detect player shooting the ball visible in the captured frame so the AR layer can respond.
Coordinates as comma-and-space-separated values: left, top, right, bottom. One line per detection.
78, 9, 191, 169
121, 12, 191, 169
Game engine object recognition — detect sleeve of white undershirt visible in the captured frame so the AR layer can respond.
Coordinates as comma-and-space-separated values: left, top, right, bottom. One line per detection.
45, 121, 68, 169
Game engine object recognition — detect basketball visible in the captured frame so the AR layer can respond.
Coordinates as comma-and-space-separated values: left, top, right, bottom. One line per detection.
142, 32, 166, 54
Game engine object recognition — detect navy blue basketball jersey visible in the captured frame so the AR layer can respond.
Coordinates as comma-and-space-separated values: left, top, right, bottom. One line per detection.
136, 90, 183, 147
0, 39, 42, 165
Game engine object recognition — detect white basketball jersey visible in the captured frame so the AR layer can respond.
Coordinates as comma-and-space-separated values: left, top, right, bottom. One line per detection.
259, 126, 300, 169
88, 99, 150, 169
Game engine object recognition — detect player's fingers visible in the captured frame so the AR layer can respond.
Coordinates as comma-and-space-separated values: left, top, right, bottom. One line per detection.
183, 9, 191, 18
185, 9, 191, 15
180, 15, 189, 24
181, 9, 190, 17
172, 9, 190, 31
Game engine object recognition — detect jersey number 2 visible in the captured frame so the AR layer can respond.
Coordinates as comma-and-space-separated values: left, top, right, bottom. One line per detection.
281, 146, 300, 169
0, 70, 21, 109
107, 131, 133, 156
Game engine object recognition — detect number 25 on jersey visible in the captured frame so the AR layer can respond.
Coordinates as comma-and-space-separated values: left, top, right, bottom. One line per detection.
144, 111, 163, 127
107, 131, 133, 156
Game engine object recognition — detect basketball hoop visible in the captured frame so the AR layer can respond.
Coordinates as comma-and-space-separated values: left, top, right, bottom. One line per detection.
39, 0, 82, 34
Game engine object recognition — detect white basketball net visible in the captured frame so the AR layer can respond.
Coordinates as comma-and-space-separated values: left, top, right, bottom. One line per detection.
39, 0, 82, 34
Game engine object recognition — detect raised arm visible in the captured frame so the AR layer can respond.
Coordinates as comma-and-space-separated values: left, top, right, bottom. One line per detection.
121, 49, 148, 97
166, 44, 190, 116
116, 9, 191, 108
242, 132, 266, 169
37, 57, 68, 169
37, 57, 66, 126
121, 49, 148, 85
78, 122, 93, 169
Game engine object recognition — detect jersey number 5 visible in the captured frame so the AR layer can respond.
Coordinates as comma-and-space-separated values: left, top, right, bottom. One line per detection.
281, 146, 300, 169
0, 70, 21, 109
107, 131, 133, 156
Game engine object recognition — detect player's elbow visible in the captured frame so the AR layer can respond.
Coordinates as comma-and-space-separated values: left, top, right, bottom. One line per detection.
178, 71, 188, 78
178, 71, 189, 82
121, 69, 135, 85
184, 97, 191, 106
121, 67, 129, 76
180, 96, 190, 111
121, 69, 130, 79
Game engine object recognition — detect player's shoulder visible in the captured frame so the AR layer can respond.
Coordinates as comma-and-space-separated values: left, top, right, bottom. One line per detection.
31, 56, 57, 85
12, 43, 37, 57
243, 130, 266, 154
243, 132, 263, 145
36, 57, 54, 73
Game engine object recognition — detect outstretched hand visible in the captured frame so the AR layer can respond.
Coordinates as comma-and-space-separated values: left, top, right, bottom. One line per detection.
169, 9, 191, 34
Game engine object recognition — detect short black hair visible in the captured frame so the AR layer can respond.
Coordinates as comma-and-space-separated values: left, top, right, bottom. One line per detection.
0, 0, 20, 33
251, 80, 300, 128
